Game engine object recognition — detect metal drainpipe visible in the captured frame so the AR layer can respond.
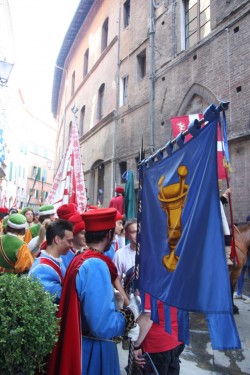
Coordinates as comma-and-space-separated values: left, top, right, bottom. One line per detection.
149, 0, 156, 153
112, 6, 121, 198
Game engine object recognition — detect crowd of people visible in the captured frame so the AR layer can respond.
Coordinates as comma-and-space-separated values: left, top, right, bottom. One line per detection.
0, 183, 247, 374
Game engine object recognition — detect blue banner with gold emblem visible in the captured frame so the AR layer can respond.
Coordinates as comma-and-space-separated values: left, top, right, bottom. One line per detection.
137, 119, 241, 349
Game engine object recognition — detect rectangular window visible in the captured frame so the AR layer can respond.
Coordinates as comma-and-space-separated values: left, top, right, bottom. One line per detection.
137, 49, 146, 79
101, 18, 109, 52
32, 166, 41, 180
43, 148, 48, 158
68, 122, 72, 140
9, 161, 13, 181
42, 169, 47, 183
124, 0, 130, 28
185, 0, 210, 49
120, 75, 129, 106
37, 167, 41, 181
31, 166, 37, 179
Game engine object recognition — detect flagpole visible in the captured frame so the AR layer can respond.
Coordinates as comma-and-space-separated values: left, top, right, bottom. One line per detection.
224, 168, 236, 264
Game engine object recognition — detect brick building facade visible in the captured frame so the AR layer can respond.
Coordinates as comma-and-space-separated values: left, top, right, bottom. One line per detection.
52, 0, 250, 222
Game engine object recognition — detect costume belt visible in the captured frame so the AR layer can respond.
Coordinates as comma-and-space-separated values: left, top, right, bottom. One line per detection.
0, 267, 15, 274
82, 330, 122, 344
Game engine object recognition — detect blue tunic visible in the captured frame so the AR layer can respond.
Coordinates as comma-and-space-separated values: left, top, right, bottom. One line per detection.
28, 253, 66, 303
75, 257, 126, 375
61, 248, 75, 269
105, 241, 116, 260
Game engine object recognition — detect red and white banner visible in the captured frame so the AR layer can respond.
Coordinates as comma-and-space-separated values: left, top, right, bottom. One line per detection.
170, 114, 226, 179
47, 120, 87, 212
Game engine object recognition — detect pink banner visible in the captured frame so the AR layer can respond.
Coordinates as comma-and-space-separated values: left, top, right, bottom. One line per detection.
47, 120, 87, 212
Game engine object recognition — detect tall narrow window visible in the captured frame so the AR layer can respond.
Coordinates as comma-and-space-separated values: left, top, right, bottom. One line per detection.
42, 169, 47, 183
9, 161, 13, 181
97, 84, 105, 120
71, 71, 75, 96
83, 48, 89, 77
124, 0, 130, 28
80, 105, 85, 136
137, 49, 146, 79
31, 166, 39, 179
101, 18, 109, 52
68, 122, 72, 141
120, 75, 129, 106
119, 161, 127, 182
185, 0, 210, 49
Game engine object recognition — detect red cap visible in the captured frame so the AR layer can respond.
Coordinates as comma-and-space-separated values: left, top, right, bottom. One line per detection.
68, 213, 85, 235
115, 210, 123, 221
82, 208, 117, 232
57, 203, 78, 220
115, 186, 124, 194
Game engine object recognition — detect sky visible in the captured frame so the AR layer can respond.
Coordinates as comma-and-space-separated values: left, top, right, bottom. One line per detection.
5, 0, 80, 122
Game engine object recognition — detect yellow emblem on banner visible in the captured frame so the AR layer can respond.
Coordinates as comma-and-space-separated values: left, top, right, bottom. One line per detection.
158, 165, 189, 272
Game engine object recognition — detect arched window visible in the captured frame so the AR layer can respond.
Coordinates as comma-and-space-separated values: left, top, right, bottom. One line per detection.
83, 48, 89, 77
97, 83, 105, 120
124, 0, 130, 28
80, 105, 85, 136
101, 18, 109, 52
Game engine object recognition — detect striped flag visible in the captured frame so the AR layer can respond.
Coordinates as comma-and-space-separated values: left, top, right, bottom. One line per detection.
46, 120, 87, 212
170, 114, 226, 179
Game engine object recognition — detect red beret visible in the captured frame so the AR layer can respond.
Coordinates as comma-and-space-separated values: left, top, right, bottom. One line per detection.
68, 213, 85, 235
82, 208, 117, 232
115, 186, 124, 194
115, 210, 123, 221
57, 203, 78, 220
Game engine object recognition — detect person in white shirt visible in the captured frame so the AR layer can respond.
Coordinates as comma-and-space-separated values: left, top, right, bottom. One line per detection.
113, 219, 137, 283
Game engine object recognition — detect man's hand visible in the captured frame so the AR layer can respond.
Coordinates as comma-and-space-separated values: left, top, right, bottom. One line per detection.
134, 348, 145, 368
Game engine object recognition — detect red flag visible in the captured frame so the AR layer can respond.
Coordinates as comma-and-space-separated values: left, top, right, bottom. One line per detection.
47, 120, 87, 212
170, 114, 226, 179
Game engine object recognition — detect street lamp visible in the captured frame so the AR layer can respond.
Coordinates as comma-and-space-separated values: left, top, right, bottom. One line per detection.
0, 60, 14, 86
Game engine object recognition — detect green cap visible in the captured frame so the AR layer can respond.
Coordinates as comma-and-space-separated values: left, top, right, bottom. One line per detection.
39, 204, 56, 216
7, 213, 27, 229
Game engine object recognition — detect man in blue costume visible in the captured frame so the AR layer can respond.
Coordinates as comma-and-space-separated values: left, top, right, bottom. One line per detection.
28, 219, 73, 303
48, 207, 140, 375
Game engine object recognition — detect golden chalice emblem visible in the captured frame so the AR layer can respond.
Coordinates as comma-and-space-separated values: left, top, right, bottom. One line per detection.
158, 165, 189, 272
